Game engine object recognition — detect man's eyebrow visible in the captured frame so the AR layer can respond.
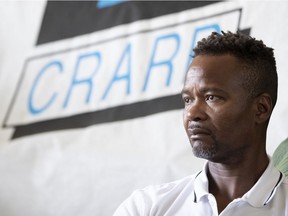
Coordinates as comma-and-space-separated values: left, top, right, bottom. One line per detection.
181, 87, 227, 95
199, 87, 227, 94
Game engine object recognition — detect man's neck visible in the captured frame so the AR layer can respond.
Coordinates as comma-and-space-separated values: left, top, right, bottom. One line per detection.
207, 154, 269, 213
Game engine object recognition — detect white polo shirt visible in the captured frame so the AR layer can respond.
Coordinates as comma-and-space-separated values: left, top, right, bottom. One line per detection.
113, 160, 288, 216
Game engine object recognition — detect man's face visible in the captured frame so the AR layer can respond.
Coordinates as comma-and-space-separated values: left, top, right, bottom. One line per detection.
182, 54, 257, 163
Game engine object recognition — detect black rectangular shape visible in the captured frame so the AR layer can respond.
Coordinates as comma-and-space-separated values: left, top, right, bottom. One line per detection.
12, 94, 183, 139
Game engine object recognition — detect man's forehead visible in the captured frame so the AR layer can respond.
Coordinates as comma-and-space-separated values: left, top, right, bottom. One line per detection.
190, 54, 241, 66
186, 54, 244, 79
185, 66, 203, 79
183, 55, 246, 93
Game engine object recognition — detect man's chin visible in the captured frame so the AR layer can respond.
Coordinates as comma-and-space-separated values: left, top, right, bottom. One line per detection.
191, 142, 217, 160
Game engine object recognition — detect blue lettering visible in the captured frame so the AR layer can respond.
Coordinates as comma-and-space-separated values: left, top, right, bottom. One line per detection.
142, 33, 180, 92
63, 52, 101, 108
101, 43, 131, 100
28, 61, 63, 115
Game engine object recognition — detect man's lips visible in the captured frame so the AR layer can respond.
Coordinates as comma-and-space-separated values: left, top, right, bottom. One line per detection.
188, 127, 211, 139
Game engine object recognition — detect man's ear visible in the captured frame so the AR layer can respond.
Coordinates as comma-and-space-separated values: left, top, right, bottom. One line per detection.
254, 93, 273, 124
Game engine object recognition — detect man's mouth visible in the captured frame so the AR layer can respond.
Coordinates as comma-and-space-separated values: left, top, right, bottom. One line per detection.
188, 127, 211, 139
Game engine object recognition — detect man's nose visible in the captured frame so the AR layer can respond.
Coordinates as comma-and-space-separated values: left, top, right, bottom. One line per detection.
185, 100, 208, 122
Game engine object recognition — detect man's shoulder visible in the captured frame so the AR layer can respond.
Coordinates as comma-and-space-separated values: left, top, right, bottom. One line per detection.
275, 173, 288, 202
113, 174, 200, 215
281, 174, 288, 186
132, 173, 198, 199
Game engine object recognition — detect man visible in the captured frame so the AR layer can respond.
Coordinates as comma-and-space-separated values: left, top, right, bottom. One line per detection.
114, 31, 288, 215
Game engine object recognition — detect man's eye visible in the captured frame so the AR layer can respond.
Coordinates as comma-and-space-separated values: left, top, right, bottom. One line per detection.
206, 95, 220, 101
183, 97, 191, 104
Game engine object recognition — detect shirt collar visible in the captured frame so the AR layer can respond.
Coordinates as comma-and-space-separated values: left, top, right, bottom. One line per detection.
193, 163, 210, 203
193, 158, 284, 207
242, 158, 284, 207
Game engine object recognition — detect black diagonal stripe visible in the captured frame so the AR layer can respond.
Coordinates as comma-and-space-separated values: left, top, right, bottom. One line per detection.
37, 1, 221, 45
11, 94, 183, 139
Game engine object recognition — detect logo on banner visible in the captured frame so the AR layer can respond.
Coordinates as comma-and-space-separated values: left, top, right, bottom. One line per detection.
3, 2, 250, 139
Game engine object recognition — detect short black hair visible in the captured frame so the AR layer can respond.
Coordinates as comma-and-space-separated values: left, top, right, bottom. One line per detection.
193, 31, 278, 108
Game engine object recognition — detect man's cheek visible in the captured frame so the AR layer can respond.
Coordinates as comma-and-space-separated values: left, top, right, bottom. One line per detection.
183, 113, 189, 126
